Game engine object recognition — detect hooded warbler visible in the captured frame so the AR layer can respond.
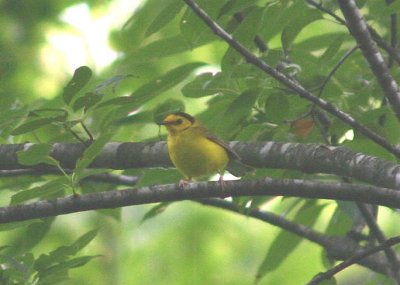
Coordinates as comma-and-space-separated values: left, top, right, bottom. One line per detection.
159, 112, 251, 185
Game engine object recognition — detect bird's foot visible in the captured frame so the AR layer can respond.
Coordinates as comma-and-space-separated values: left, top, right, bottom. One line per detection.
178, 179, 191, 188
218, 175, 229, 198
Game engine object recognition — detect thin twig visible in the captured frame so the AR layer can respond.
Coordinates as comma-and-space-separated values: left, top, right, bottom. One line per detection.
80, 121, 94, 143
316, 45, 359, 98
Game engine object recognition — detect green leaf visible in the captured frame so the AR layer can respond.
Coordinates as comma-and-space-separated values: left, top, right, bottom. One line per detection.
264, 93, 290, 124
62, 66, 93, 105
153, 99, 185, 124
11, 116, 66, 136
217, 0, 256, 18
382, 0, 400, 16
141, 203, 171, 224
180, 0, 225, 48
72, 92, 103, 112
126, 35, 190, 62
319, 34, 346, 63
98, 62, 204, 109
74, 135, 114, 182
16, 144, 53, 166
0, 221, 34, 232
213, 88, 260, 138
258, 2, 291, 42
35, 229, 98, 271
145, 0, 184, 37
255, 203, 324, 283
182, 72, 222, 98
279, 2, 322, 50
222, 7, 266, 72
72, 229, 99, 251
10, 178, 67, 205
38, 255, 100, 284
95, 74, 134, 94
20, 219, 54, 252
325, 202, 354, 236
73, 131, 115, 180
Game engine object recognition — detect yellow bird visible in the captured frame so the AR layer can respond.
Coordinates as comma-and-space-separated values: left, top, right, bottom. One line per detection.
159, 112, 250, 186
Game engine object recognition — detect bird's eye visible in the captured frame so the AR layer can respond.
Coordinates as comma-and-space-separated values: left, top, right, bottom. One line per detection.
175, 119, 183, 125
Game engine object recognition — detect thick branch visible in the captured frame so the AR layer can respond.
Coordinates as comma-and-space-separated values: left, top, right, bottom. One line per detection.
338, 0, 400, 118
2, 178, 400, 224
2, 142, 400, 189
182, 0, 400, 158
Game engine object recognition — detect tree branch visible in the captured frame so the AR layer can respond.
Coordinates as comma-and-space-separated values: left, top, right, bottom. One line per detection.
2, 178, 400, 224
337, 0, 400, 118
182, 0, 400, 158
2, 141, 400, 189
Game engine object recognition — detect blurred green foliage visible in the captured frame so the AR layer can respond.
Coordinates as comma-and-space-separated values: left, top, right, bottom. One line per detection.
0, 0, 400, 284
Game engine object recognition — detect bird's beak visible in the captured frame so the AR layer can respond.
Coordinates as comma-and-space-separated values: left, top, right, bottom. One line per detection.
158, 119, 174, 126
158, 120, 170, 125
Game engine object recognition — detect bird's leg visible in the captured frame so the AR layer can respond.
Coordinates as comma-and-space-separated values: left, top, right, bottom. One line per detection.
218, 173, 230, 198
218, 174, 225, 188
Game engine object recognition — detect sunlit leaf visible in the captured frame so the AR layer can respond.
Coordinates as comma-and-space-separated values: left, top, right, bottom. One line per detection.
97, 62, 204, 109
145, 0, 184, 37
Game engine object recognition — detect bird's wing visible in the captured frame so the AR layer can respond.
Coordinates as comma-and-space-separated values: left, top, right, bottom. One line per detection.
194, 125, 240, 160
195, 125, 253, 177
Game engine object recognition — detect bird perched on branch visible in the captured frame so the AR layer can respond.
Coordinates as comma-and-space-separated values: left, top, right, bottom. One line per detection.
159, 112, 252, 186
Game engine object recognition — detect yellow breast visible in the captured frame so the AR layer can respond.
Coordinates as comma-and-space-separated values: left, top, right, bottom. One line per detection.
167, 128, 229, 179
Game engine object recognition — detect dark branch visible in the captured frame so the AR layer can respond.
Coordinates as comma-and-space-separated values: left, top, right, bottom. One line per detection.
338, 0, 400, 118
3, 141, 400, 190
2, 178, 400, 224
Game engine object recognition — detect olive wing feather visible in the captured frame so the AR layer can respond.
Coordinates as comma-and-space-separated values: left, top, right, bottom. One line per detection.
196, 126, 253, 177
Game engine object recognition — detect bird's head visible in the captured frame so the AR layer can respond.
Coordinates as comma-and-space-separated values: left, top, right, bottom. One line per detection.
159, 112, 195, 135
